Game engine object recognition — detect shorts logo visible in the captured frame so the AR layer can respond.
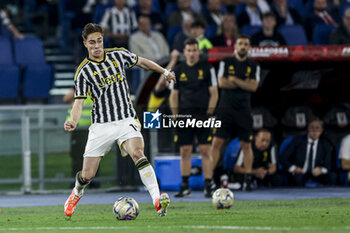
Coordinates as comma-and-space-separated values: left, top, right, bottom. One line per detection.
143, 110, 162, 129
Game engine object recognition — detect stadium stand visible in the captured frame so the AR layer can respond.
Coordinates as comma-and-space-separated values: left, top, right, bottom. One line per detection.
278, 24, 308, 46
312, 24, 336, 45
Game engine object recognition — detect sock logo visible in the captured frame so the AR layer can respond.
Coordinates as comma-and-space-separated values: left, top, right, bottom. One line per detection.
144, 172, 151, 178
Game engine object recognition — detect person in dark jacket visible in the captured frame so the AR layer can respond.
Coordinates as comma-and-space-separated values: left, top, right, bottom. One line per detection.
281, 119, 337, 186
330, 8, 350, 45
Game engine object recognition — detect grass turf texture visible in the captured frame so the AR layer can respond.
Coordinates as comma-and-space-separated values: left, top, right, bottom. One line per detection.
0, 198, 349, 233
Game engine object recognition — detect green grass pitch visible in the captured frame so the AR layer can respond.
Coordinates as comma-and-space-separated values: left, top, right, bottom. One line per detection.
0, 198, 349, 233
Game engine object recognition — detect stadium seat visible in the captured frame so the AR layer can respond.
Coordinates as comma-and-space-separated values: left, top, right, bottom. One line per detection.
281, 105, 316, 140
0, 65, 20, 101
92, 3, 114, 23
0, 36, 13, 65
241, 25, 262, 37
278, 136, 294, 170
312, 24, 336, 45
14, 36, 46, 65
287, 0, 304, 16
278, 136, 294, 186
167, 25, 182, 47
278, 24, 308, 46
205, 24, 218, 39
151, 0, 161, 14
223, 138, 241, 171
1, 25, 12, 38
165, 2, 178, 17
22, 64, 52, 99
235, 3, 246, 17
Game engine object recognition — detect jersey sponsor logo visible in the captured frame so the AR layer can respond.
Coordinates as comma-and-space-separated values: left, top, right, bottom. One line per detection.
198, 69, 204, 80
143, 110, 161, 129
97, 72, 124, 88
179, 73, 188, 81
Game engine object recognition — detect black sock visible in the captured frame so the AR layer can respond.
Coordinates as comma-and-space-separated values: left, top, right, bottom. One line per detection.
182, 176, 189, 187
205, 179, 212, 185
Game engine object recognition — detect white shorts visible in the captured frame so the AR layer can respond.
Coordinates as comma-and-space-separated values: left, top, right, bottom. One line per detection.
83, 118, 142, 157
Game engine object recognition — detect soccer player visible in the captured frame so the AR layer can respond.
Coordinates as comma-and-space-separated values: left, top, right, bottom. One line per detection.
211, 35, 260, 191
169, 38, 218, 197
63, 23, 175, 217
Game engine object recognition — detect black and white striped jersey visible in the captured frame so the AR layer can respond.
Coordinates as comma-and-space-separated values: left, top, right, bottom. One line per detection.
74, 47, 138, 123
100, 6, 138, 35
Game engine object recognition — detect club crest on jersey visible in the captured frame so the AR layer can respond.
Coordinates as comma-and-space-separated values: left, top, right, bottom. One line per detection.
198, 69, 204, 80
143, 110, 161, 129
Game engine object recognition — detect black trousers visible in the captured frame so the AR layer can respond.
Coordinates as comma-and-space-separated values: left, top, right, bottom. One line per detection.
291, 172, 337, 187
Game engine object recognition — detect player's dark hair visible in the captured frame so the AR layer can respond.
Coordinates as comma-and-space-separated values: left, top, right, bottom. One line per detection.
184, 37, 198, 46
236, 34, 251, 41
82, 23, 105, 41
191, 20, 206, 29
261, 11, 276, 20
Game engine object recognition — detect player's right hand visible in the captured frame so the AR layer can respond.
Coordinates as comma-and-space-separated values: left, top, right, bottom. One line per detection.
64, 121, 76, 132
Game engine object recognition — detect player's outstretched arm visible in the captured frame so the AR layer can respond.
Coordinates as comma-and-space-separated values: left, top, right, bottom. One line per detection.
136, 56, 176, 84
64, 99, 84, 132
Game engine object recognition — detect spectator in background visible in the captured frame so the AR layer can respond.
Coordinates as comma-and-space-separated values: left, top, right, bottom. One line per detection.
168, 0, 206, 27
281, 119, 337, 187
173, 18, 193, 52
221, 0, 241, 12
338, 134, 350, 183
330, 8, 350, 44
205, 0, 225, 33
129, 16, 169, 61
233, 129, 280, 188
100, 0, 138, 48
271, 0, 303, 27
251, 12, 286, 46
211, 14, 238, 48
305, 0, 337, 40
236, 0, 262, 28
136, 0, 164, 33
191, 20, 213, 50
0, 8, 23, 39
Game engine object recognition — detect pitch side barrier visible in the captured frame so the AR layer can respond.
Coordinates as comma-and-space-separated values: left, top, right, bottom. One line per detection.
0, 105, 116, 194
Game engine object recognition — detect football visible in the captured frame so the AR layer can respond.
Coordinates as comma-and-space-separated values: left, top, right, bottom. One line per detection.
113, 196, 139, 220
212, 188, 234, 209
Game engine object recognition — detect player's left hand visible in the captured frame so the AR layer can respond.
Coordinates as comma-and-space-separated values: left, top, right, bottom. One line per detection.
164, 71, 176, 84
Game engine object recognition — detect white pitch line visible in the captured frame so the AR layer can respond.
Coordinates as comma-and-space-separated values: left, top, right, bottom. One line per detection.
1, 225, 349, 231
